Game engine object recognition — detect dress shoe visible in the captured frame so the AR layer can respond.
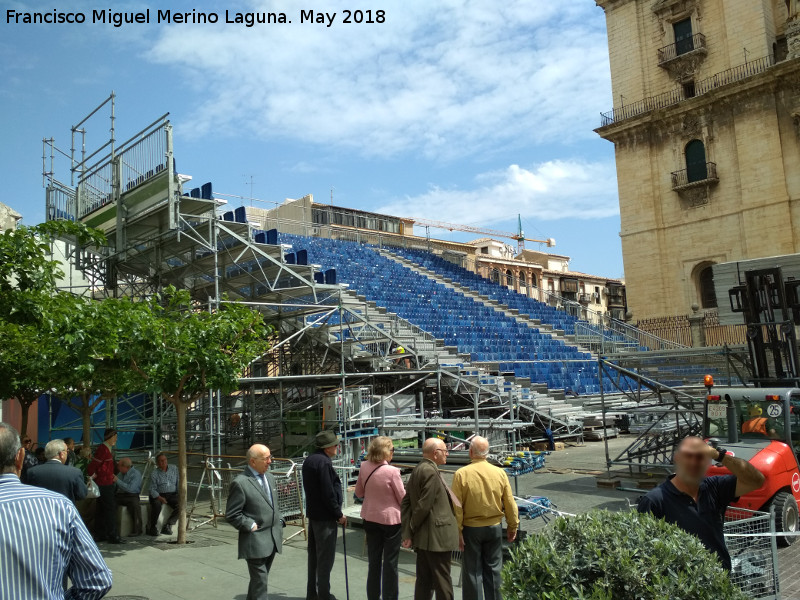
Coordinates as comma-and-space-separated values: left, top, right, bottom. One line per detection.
146, 528, 159, 536
161, 524, 173, 535
107, 536, 127, 544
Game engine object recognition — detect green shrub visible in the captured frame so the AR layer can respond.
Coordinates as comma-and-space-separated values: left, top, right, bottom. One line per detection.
501, 509, 747, 600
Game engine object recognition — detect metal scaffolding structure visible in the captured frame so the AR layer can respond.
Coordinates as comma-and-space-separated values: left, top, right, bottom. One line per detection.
598, 345, 752, 472
42, 98, 593, 462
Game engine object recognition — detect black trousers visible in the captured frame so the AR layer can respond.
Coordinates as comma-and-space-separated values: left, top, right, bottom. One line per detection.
148, 492, 179, 530
364, 521, 401, 600
246, 552, 276, 600
116, 492, 142, 535
414, 549, 453, 600
462, 524, 503, 600
307, 519, 338, 600
95, 484, 119, 541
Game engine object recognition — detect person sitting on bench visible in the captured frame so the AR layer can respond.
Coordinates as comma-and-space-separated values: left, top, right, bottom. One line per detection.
115, 457, 143, 536
147, 453, 180, 536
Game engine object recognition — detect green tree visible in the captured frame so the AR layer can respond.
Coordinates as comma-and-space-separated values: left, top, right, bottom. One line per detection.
126, 287, 270, 543
50, 295, 147, 444
0, 221, 106, 437
0, 321, 58, 437
502, 509, 748, 600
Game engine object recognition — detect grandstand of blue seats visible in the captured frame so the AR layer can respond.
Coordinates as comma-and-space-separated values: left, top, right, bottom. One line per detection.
269, 233, 616, 393
171, 203, 641, 395
392, 247, 583, 334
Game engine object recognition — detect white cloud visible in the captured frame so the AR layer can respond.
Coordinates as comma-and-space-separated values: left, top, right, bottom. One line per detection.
376, 159, 619, 223
145, 1, 611, 160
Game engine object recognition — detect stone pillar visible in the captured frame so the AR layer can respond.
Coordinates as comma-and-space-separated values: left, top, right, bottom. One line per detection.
788, 18, 800, 60
688, 304, 707, 347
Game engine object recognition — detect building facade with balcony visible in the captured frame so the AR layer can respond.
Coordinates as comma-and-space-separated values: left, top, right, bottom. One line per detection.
595, 0, 800, 319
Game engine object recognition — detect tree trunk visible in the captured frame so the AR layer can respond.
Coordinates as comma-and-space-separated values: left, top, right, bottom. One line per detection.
17, 397, 34, 439
174, 399, 189, 544
81, 394, 93, 445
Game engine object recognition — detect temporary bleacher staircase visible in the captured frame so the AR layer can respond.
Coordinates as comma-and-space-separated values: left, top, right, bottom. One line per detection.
296, 287, 587, 444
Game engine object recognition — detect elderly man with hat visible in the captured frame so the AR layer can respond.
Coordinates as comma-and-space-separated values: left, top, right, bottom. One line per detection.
303, 430, 346, 600
87, 428, 126, 544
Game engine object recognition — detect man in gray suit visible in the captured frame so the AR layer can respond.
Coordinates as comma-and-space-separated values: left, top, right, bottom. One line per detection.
226, 444, 284, 600
25, 439, 88, 504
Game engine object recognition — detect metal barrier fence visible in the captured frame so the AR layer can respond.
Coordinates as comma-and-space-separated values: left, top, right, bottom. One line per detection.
724, 507, 780, 599
188, 454, 307, 542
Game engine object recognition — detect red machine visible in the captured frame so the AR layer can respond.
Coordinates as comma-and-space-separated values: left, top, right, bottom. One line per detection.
704, 376, 800, 545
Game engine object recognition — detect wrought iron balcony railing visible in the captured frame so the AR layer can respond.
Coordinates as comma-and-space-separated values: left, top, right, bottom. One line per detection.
671, 162, 719, 190
600, 54, 775, 127
658, 33, 706, 64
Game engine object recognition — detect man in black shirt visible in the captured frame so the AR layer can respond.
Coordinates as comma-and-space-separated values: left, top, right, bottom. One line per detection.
638, 436, 765, 569
303, 430, 346, 600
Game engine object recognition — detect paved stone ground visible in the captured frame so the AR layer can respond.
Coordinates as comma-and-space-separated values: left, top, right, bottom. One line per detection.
99, 436, 797, 599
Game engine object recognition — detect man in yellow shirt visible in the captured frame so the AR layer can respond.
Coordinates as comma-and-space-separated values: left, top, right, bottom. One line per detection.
451, 436, 519, 600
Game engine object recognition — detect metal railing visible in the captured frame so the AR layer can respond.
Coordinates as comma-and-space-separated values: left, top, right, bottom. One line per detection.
657, 33, 706, 64
75, 118, 170, 219
671, 161, 719, 189
119, 123, 169, 193
600, 54, 775, 127
46, 180, 77, 222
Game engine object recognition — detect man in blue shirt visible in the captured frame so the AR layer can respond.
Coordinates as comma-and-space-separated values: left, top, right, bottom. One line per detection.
148, 452, 180, 536
115, 457, 143, 536
638, 436, 765, 570
0, 421, 112, 599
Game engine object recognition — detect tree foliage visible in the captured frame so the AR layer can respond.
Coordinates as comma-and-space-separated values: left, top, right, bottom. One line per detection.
0, 221, 104, 324
49, 295, 148, 444
501, 509, 747, 600
0, 221, 106, 436
125, 286, 272, 543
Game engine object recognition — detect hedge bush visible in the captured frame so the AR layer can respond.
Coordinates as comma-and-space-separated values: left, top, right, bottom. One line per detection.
501, 509, 747, 600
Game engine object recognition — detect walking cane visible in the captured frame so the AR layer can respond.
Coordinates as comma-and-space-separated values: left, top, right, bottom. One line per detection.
341, 522, 351, 600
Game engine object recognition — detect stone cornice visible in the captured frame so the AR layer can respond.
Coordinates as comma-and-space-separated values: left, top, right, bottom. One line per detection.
595, 0, 636, 11
596, 57, 800, 143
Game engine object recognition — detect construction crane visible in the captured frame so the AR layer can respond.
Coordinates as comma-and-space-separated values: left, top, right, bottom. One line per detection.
406, 214, 555, 254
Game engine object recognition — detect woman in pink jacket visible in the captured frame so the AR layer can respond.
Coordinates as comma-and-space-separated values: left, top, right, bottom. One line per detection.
355, 436, 406, 600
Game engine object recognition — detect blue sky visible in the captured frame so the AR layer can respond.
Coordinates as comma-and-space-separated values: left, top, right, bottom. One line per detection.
1, 1, 624, 277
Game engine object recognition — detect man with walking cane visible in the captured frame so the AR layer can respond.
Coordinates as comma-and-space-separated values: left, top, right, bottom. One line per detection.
303, 430, 346, 600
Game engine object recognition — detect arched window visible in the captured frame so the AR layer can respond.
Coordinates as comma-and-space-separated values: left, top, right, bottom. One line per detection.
685, 139, 708, 183
530, 273, 538, 288
696, 264, 717, 308
490, 269, 500, 284
520, 273, 526, 287
506, 270, 513, 287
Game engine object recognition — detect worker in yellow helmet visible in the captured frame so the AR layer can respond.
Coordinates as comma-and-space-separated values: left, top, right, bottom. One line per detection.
741, 405, 777, 437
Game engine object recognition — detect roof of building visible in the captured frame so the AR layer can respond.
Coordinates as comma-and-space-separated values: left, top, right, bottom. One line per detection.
517, 248, 570, 261
468, 237, 506, 246
0, 202, 22, 219
309, 202, 414, 223
543, 268, 623, 284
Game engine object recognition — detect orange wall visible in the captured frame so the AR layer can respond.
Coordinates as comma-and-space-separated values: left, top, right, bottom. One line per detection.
1, 399, 39, 441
